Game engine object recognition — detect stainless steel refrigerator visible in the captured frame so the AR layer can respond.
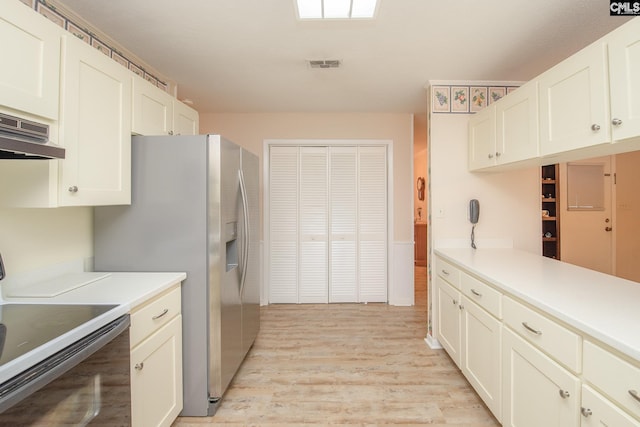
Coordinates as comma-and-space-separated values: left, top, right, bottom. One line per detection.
93, 134, 260, 416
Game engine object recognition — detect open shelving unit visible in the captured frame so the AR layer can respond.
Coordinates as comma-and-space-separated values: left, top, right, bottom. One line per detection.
541, 164, 560, 259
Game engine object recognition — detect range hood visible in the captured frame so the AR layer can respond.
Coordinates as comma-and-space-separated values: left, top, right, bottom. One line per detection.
0, 113, 65, 160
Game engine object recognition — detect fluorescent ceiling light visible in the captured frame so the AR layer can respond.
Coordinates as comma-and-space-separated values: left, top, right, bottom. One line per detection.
296, 0, 378, 19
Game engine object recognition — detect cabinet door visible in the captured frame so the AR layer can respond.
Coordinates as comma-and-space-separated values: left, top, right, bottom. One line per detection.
173, 100, 199, 135
436, 276, 461, 367
502, 328, 580, 427
608, 18, 640, 142
131, 315, 183, 427
539, 41, 609, 156
581, 385, 640, 427
0, 1, 61, 119
468, 106, 496, 170
496, 81, 539, 164
461, 296, 502, 421
59, 35, 132, 206
299, 147, 328, 303
132, 74, 174, 136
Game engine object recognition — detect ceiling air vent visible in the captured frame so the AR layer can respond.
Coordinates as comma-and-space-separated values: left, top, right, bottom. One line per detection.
307, 59, 341, 69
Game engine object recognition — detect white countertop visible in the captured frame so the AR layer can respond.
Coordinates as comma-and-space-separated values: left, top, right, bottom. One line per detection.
0, 271, 186, 384
435, 248, 640, 362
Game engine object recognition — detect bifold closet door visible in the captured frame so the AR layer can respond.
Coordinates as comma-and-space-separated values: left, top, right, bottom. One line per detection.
268, 146, 299, 303
358, 146, 387, 302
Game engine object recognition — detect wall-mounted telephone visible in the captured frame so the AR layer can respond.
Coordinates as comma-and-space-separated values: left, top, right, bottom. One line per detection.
469, 199, 480, 249
469, 199, 480, 224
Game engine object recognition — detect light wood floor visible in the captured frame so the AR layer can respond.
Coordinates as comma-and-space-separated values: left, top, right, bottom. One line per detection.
173, 267, 499, 426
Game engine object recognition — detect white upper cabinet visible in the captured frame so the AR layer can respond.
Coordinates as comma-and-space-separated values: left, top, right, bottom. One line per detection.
468, 105, 496, 170
608, 17, 640, 142
58, 34, 132, 206
495, 81, 539, 164
132, 74, 174, 136
538, 40, 609, 156
173, 99, 199, 135
0, 0, 62, 120
132, 74, 199, 136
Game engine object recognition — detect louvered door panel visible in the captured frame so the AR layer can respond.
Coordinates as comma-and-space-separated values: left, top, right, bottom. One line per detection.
299, 147, 328, 303
329, 147, 358, 302
269, 146, 299, 303
358, 146, 387, 302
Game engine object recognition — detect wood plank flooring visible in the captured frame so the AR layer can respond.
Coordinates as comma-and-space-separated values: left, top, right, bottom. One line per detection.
173, 267, 499, 426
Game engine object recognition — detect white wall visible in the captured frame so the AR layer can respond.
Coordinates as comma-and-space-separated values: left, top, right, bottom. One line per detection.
0, 207, 92, 275
427, 108, 541, 339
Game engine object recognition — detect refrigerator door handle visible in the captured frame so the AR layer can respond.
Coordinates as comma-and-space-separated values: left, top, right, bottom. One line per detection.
238, 168, 250, 298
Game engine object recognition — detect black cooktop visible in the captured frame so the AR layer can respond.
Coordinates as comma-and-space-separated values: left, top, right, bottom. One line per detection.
0, 304, 116, 367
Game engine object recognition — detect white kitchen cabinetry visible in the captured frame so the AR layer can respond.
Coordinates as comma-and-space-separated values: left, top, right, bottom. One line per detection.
0, 0, 62, 120
173, 99, 199, 135
434, 258, 503, 421
468, 105, 496, 170
132, 74, 174, 136
132, 74, 199, 136
538, 40, 609, 156
130, 286, 183, 427
502, 327, 580, 427
581, 385, 640, 427
583, 340, 640, 422
59, 34, 132, 206
608, 17, 640, 143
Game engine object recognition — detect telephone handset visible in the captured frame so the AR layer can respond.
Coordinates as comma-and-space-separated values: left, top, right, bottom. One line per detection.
469, 199, 480, 224
469, 199, 480, 249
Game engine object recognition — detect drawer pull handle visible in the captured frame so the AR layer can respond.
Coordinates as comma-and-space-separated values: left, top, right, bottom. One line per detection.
559, 389, 570, 399
441, 269, 450, 276
135, 362, 144, 371
580, 407, 592, 417
522, 322, 542, 335
152, 308, 169, 320
629, 389, 640, 403
471, 289, 482, 297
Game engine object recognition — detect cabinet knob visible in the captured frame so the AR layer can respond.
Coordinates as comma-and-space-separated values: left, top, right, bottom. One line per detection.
135, 362, 144, 371
168, 130, 174, 135
605, 227, 613, 232
591, 124, 600, 131
558, 389, 570, 399
495, 152, 501, 157
68, 186, 78, 193
612, 118, 623, 126
629, 389, 640, 403
580, 407, 592, 417
488, 153, 494, 159
452, 299, 457, 306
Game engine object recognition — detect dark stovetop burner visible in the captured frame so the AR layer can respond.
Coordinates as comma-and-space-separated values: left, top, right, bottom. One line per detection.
0, 304, 116, 368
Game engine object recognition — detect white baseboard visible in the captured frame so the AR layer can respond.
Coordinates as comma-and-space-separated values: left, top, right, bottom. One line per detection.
425, 334, 442, 349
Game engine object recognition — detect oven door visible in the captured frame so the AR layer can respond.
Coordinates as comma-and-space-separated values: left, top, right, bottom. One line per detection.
0, 315, 131, 426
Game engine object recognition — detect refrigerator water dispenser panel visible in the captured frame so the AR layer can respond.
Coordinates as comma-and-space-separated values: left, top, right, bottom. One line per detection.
225, 221, 238, 272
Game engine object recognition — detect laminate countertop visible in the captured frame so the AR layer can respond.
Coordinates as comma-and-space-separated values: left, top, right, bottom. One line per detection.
0, 271, 186, 384
435, 248, 640, 362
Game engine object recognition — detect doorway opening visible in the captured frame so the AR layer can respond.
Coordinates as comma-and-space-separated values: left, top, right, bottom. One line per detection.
413, 114, 428, 309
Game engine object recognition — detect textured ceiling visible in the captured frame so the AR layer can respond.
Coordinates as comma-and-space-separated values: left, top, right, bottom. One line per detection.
56, 0, 632, 114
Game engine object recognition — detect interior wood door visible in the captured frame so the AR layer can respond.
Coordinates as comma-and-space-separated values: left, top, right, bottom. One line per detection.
559, 156, 613, 275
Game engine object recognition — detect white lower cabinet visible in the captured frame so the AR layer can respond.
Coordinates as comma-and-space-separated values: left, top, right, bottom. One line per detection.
581, 385, 640, 427
502, 327, 580, 427
461, 296, 502, 421
435, 276, 461, 366
130, 286, 183, 427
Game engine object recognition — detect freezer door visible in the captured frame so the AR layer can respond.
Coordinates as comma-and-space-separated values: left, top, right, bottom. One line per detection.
210, 138, 243, 398
240, 148, 260, 355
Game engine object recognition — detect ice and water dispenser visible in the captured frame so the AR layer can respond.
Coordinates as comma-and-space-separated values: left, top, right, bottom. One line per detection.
225, 221, 239, 272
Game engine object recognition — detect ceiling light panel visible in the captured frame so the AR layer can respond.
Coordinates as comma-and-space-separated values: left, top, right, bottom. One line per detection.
295, 0, 378, 19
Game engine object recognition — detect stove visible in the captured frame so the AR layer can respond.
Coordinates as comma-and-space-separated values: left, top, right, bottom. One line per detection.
0, 303, 117, 368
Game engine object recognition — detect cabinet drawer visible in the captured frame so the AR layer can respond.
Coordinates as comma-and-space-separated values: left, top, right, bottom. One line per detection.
583, 341, 640, 420
460, 272, 502, 319
131, 286, 181, 348
581, 385, 640, 427
503, 297, 581, 373
436, 257, 460, 288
